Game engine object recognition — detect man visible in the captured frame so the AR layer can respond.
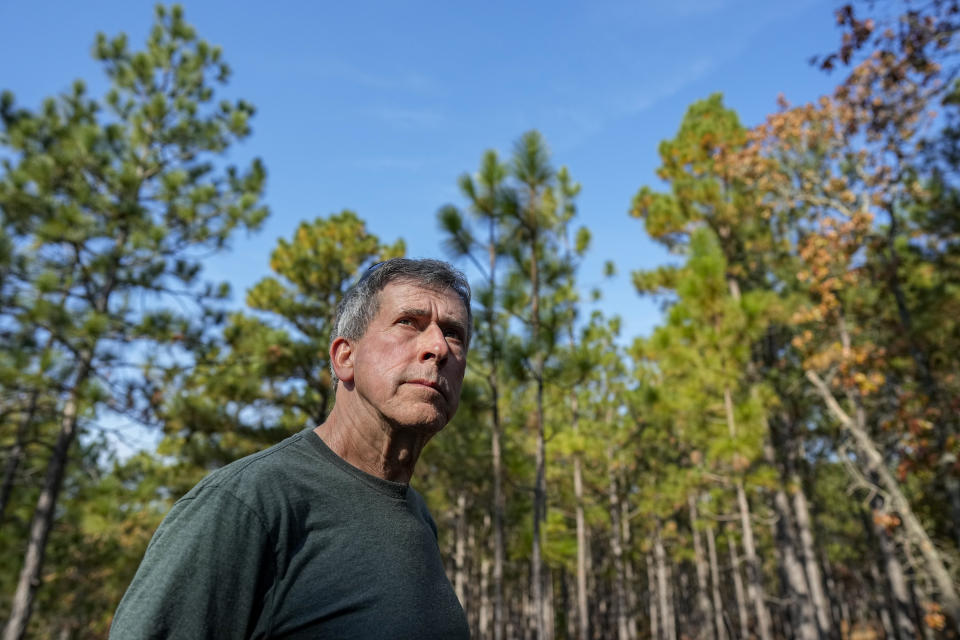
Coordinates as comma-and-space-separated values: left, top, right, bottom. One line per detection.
111, 258, 472, 639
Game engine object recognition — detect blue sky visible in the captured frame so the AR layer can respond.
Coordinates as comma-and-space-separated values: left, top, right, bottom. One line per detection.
1, 0, 844, 341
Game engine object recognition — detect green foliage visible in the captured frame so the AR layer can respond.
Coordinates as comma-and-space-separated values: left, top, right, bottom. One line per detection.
154, 211, 404, 486
0, 5, 267, 634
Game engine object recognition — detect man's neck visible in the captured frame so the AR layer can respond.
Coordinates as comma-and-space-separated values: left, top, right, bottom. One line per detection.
313, 404, 431, 484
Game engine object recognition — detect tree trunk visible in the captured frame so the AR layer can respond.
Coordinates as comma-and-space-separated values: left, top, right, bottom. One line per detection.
4, 358, 90, 640
724, 386, 772, 640
735, 481, 773, 640
727, 529, 749, 640
531, 371, 547, 640
807, 369, 960, 630
574, 396, 590, 640
468, 524, 480, 636
527, 218, 548, 640
655, 528, 676, 640
867, 554, 896, 640
608, 449, 628, 640
688, 493, 717, 640
705, 523, 727, 640
789, 436, 833, 638
764, 440, 818, 640
484, 215, 506, 640
490, 398, 506, 640
481, 514, 491, 640
620, 494, 638, 640
648, 553, 660, 640
523, 577, 534, 640
772, 486, 818, 640
561, 568, 575, 640
544, 566, 555, 640
455, 491, 468, 608
770, 538, 791, 640
0, 389, 39, 523
868, 505, 917, 640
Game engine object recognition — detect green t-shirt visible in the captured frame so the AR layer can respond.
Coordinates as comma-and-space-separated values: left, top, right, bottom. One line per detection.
111, 428, 469, 639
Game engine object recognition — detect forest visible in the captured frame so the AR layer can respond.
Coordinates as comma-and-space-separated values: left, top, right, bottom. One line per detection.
1, 1, 959, 638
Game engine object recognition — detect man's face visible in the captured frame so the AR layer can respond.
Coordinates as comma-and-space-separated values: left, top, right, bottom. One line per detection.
343, 280, 469, 434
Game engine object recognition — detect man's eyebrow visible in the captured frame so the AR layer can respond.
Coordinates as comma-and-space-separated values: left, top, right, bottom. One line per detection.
398, 307, 467, 334
398, 307, 430, 318
443, 317, 469, 335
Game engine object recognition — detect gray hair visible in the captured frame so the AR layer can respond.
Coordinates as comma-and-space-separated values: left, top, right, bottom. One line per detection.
331, 258, 471, 383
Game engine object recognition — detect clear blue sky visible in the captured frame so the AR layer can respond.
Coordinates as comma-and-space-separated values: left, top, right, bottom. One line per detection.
1, 0, 844, 340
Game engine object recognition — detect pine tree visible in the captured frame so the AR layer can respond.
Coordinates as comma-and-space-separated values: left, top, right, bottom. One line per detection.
0, 6, 267, 636
153, 210, 403, 490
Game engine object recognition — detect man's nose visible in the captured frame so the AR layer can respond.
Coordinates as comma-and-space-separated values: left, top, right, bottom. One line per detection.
419, 323, 449, 363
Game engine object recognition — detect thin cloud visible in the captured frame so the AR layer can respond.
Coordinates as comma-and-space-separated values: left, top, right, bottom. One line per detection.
617, 57, 716, 115
314, 60, 437, 94
363, 106, 445, 130
541, 56, 715, 153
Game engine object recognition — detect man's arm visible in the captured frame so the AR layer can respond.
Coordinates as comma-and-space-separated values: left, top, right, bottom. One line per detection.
110, 486, 276, 639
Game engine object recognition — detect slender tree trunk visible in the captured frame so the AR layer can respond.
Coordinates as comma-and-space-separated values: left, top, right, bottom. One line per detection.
528, 223, 548, 640
0, 389, 40, 523
573, 396, 590, 640
772, 486, 818, 640
455, 491, 468, 608
490, 395, 506, 640
468, 524, 480, 636
4, 358, 91, 640
655, 528, 676, 640
807, 369, 960, 629
727, 530, 750, 640
483, 214, 506, 640
724, 386, 772, 640
620, 495, 638, 640
907, 549, 936, 640
789, 436, 833, 638
688, 493, 717, 640
608, 449, 628, 640
648, 553, 660, 640
735, 482, 773, 640
544, 566, 555, 640
867, 555, 896, 640
531, 370, 546, 640
561, 568, 575, 640
770, 539, 791, 640
823, 562, 849, 636
705, 523, 727, 640
869, 504, 917, 640
508, 581, 520, 640
523, 576, 534, 640
667, 557, 678, 640
481, 515, 491, 640
764, 439, 818, 640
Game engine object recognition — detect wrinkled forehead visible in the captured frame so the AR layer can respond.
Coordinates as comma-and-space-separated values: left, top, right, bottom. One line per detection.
378, 279, 469, 318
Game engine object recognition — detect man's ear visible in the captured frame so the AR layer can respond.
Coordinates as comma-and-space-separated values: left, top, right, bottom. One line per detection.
330, 337, 355, 385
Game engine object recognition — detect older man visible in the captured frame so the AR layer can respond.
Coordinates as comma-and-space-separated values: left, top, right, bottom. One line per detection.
112, 258, 472, 639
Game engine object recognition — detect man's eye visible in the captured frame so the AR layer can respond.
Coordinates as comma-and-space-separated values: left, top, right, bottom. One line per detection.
444, 328, 463, 341
397, 318, 414, 326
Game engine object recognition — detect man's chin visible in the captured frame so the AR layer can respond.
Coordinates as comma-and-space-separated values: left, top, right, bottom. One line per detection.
394, 408, 450, 434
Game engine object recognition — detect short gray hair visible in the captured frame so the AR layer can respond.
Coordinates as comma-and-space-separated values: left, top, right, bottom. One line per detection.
331, 258, 471, 383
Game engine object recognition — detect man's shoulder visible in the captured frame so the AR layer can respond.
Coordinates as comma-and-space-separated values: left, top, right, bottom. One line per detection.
181, 428, 320, 505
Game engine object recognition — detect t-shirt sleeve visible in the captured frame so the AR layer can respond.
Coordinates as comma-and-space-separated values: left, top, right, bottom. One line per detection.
110, 486, 276, 639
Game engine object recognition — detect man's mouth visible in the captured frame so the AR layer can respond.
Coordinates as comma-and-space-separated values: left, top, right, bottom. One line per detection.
406, 379, 444, 396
